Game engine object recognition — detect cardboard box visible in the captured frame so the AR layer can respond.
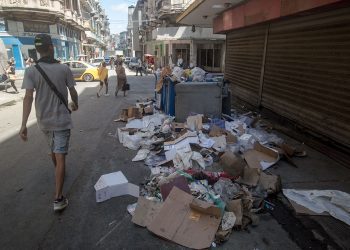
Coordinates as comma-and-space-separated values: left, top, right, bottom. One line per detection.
94, 171, 139, 202
144, 105, 154, 115
148, 187, 221, 249
132, 197, 163, 227
220, 151, 245, 177
127, 107, 142, 119
244, 142, 279, 170
173, 122, 185, 132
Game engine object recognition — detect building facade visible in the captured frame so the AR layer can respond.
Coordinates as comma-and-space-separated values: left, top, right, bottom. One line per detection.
180, 0, 350, 148
0, 0, 110, 69
131, 0, 225, 71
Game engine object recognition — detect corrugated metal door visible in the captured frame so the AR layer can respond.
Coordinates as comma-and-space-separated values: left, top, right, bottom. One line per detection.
262, 7, 350, 147
225, 25, 266, 105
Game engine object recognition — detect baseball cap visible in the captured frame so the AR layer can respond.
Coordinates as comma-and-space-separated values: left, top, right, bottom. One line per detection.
34, 34, 53, 47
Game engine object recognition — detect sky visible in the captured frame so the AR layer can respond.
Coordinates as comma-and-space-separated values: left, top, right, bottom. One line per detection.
100, 0, 136, 35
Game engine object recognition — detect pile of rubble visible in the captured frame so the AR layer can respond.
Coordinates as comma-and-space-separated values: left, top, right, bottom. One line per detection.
114, 100, 308, 249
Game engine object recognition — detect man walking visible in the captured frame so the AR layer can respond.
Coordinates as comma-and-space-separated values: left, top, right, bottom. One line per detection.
19, 34, 78, 212
135, 57, 143, 76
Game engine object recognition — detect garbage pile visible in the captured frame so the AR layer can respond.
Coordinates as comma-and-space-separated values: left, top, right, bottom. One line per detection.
115, 101, 307, 249
155, 65, 223, 93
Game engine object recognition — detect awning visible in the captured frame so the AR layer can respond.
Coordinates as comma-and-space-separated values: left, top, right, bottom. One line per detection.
176, 0, 244, 27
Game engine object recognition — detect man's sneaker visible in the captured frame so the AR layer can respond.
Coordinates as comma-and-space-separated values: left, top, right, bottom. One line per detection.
104, 93, 110, 96
54, 196, 68, 212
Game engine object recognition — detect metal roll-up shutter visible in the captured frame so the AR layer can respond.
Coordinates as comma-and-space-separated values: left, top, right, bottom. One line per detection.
262, 7, 350, 147
226, 25, 266, 105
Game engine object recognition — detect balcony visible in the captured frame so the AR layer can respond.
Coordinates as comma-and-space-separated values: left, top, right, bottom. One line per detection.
157, 0, 188, 20
0, 0, 64, 20
83, 20, 92, 31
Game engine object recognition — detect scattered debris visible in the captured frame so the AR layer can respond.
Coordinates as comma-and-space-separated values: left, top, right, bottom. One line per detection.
109, 98, 318, 248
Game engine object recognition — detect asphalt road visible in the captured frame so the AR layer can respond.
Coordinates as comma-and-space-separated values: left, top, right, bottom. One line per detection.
0, 70, 300, 250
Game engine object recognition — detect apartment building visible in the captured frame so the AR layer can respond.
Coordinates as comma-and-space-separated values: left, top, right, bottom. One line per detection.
131, 0, 225, 72
0, 0, 110, 69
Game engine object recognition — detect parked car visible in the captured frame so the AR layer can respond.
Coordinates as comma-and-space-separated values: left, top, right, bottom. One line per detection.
63, 61, 100, 82
91, 57, 105, 67
124, 57, 131, 65
128, 57, 139, 69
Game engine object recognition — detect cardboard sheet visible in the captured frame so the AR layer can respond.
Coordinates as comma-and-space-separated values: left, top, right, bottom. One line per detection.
94, 171, 139, 202
132, 197, 163, 227
244, 142, 279, 170
164, 131, 199, 151
148, 187, 221, 249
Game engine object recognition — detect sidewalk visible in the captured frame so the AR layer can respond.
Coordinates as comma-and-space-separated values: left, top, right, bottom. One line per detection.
0, 79, 25, 107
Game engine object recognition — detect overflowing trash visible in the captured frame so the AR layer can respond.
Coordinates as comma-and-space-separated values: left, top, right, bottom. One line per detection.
110, 99, 316, 249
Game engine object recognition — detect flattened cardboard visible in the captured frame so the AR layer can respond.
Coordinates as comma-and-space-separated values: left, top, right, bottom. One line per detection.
160, 175, 191, 200
148, 187, 221, 249
244, 142, 279, 170
226, 199, 243, 226
94, 171, 139, 202
132, 197, 163, 227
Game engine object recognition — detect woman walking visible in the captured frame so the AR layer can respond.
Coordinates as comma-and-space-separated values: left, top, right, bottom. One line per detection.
115, 61, 127, 97
5, 59, 19, 93
97, 61, 109, 97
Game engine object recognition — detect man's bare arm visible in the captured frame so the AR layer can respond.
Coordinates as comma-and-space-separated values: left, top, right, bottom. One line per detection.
19, 89, 34, 141
69, 86, 78, 111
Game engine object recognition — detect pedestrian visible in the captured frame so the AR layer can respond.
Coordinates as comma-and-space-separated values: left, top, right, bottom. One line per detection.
97, 61, 109, 97
4, 58, 19, 93
25, 57, 34, 67
136, 58, 143, 76
177, 54, 183, 68
109, 57, 115, 70
19, 34, 79, 212
115, 61, 127, 97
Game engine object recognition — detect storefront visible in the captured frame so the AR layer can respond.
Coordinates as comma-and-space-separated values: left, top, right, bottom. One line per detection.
215, 1, 350, 147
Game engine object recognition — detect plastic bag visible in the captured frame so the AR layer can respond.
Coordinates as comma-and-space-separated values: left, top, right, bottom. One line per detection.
191, 67, 206, 82
172, 66, 184, 82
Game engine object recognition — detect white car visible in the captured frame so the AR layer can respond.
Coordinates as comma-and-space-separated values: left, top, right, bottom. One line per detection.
91, 57, 105, 67
128, 57, 139, 69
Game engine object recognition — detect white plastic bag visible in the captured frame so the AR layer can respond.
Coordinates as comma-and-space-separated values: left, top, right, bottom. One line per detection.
191, 67, 206, 82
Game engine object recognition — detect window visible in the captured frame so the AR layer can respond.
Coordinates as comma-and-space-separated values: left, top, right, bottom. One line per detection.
23, 22, 49, 33
0, 18, 7, 32
72, 62, 86, 68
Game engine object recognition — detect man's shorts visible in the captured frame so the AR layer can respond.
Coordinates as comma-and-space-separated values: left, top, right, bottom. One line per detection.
43, 129, 71, 154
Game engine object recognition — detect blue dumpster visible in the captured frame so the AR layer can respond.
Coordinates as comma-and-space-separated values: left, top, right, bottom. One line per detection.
163, 77, 176, 116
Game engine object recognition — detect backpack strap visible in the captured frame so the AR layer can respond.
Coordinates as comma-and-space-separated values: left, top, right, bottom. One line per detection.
35, 64, 71, 114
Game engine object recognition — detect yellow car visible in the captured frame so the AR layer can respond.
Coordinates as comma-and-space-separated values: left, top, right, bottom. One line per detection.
63, 61, 100, 82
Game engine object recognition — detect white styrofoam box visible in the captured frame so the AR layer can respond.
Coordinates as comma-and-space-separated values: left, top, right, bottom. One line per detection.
94, 171, 139, 203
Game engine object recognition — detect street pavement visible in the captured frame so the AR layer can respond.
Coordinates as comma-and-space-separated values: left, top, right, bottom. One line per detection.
0, 68, 349, 249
